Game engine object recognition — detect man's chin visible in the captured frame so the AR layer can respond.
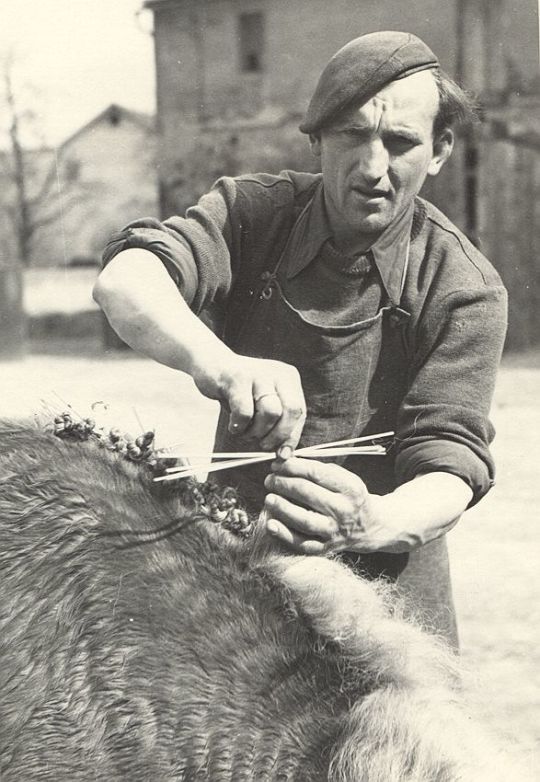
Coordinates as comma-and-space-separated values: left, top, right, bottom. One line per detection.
350, 211, 394, 237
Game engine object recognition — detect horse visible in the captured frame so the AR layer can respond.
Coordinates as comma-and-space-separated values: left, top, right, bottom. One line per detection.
0, 418, 522, 781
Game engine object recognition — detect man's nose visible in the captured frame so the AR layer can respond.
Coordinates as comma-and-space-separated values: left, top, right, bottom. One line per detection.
358, 138, 389, 183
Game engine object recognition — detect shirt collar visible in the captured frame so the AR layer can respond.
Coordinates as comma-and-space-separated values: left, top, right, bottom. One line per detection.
369, 199, 414, 305
285, 182, 414, 304
285, 182, 332, 279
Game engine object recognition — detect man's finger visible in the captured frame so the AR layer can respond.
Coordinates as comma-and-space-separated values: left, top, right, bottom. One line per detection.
277, 406, 307, 458
243, 385, 283, 441
264, 493, 336, 539
259, 397, 306, 453
272, 375, 306, 449
226, 377, 256, 434
264, 474, 346, 517
270, 456, 364, 494
259, 408, 306, 453
265, 517, 326, 555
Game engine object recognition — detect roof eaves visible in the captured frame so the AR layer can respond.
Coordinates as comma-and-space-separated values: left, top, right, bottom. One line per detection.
58, 104, 154, 150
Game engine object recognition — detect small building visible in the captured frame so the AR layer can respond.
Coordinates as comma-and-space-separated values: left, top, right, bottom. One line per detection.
0, 105, 159, 348
30, 104, 158, 267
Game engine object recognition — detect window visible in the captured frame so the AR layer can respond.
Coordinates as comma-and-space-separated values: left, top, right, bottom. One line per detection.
64, 158, 81, 183
239, 12, 265, 73
108, 105, 121, 126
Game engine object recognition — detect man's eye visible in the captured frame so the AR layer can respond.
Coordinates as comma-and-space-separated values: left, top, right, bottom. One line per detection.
342, 128, 368, 140
387, 136, 419, 152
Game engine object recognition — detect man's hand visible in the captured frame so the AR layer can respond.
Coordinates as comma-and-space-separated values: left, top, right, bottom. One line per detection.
95, 250, 306, 455
263, 457, 410, 554
192, 354, 307, 456
263, 459, 472, 555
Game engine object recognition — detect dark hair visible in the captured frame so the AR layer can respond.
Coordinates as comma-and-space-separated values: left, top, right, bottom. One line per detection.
432, 69, 478, 136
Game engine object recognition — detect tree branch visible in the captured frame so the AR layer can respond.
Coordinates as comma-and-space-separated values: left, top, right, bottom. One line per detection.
28, 183, 99, 233
28, 151, 67, 207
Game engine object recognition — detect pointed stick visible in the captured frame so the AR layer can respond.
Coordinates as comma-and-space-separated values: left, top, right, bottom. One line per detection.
157, 431, 394, 462
161, 445, 386, 462
154, 435, 393, 483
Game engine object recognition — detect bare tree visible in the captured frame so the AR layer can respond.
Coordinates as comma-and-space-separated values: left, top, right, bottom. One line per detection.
1, 50, 89, 267
0, 51, 29, 355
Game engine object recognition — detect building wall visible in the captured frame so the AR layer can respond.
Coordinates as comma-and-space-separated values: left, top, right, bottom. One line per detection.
151, 0, 538, 213
151, 0, 539, 163
153, 0, 460, 126
152, 0, 469, 213
264, 0, 460, 108
151, 0, 539, 130
459, 0, 539, 96
477, 127, 540, 350
506, 0, 540, 85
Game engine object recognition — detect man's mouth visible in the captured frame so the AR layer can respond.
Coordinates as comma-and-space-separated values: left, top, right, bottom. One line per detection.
352, 186, 390, 199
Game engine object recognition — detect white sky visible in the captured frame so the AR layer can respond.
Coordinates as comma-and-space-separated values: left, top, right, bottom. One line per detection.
0, 0, 155, 145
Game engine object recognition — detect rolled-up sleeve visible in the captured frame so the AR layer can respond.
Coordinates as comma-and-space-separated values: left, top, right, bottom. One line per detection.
394, 283, 508, 505
101, 177, 241, 314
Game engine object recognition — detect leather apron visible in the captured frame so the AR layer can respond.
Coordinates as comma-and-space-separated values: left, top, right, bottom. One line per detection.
214, 205, 458, 646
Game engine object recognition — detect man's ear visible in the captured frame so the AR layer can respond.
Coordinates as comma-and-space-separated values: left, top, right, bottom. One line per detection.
427, 128, 454, 176
309, 133, 322, 158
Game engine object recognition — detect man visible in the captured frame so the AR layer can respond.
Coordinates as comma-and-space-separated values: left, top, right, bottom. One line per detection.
94, 31, 507, 646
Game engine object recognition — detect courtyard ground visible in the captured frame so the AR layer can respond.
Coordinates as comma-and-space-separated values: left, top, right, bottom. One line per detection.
3, 343, 539, 774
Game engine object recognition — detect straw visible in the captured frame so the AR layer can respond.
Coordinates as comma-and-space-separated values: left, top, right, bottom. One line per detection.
163, 445, 385, 463
153, 431, 394, 483
162, 446, 385, 475
157, 431, 394, 460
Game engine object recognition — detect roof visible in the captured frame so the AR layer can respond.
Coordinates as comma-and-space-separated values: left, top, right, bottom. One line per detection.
58, 104, 155, 150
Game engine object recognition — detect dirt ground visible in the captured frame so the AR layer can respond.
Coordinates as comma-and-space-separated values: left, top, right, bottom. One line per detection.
2, 345, 539, 774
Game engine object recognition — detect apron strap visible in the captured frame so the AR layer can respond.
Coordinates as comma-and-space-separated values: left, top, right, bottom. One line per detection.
387, 238, 411, 329
400, 238, 411, 300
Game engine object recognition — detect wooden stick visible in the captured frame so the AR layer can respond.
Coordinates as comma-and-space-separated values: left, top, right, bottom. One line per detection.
157, 451, 387, 482
154, 454, 272, 482
303, 431, 394, 450
157, 431, 394, 461
162, 446, 386, 474
154, 436, 393, 483
162, 445, 386, 462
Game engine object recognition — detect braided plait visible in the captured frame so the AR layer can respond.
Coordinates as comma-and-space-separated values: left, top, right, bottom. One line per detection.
51, 412, 253, 539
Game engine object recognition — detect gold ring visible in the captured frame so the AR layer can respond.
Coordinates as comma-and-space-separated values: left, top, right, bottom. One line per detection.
255, 392, 280, 404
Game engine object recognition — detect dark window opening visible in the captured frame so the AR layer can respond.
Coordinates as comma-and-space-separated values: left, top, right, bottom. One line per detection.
64, 158, 81, 183
239, 12, 264, 73
108, 105, 121, 126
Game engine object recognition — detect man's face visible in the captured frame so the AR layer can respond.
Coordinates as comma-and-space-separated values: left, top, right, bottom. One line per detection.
311, 70, 453, 247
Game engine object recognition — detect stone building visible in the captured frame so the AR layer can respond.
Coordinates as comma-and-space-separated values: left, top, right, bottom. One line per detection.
144, 0, 539, 216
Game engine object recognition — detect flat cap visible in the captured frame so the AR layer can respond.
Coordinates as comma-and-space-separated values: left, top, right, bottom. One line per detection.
300, 31, 439, 134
